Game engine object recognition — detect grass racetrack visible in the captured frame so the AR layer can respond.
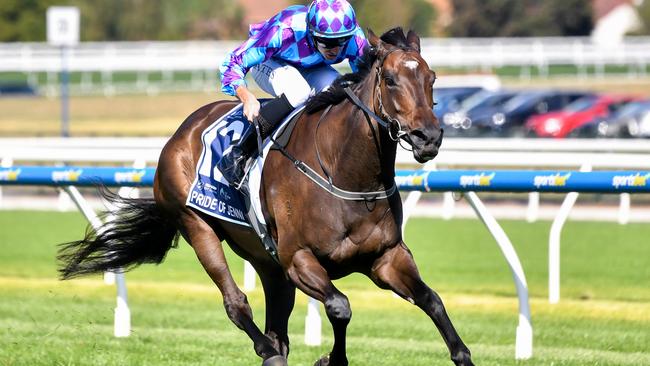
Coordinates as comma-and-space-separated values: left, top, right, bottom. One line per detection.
1, 210, 649, 365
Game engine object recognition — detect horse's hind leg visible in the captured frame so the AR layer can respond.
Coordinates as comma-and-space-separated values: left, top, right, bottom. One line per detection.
368, 242, 474, 366
257, 264, 296, 358
179, 211, 286, 366
286, 249, 351, 366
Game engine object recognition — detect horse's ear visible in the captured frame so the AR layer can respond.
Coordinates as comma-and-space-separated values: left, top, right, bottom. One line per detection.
367, 28, 391, 58
367, 28, 381, 49
406, 29, 421, 53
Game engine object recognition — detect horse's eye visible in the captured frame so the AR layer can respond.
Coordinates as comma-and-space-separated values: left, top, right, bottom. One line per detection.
384, 76, 397, 87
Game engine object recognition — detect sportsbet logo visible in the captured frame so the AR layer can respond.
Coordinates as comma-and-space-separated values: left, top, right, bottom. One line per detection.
114, 170, 146, 184
534, 173, 571, 188
411, 175, 424, 186
52, 169, 82, 182
394, 174, 425, 187
460, 173, 495, 187
612, 173, 650, 188
0, 169, 21, 181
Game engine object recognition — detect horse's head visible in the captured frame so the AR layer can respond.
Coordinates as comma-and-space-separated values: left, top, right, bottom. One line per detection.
368, 29, 442, 163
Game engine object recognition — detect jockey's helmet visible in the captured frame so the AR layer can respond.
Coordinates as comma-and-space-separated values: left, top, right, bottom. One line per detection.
307, 0, 359, 41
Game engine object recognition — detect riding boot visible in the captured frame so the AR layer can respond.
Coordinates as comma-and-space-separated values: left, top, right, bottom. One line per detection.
217, 93, 294, 189
255, 93, 294, 138
217, 126, 257, 188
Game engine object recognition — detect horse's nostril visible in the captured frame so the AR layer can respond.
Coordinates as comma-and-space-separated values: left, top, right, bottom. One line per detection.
435, 128, 444, 147
411, 128, 443, 147
411, 129, 428, 143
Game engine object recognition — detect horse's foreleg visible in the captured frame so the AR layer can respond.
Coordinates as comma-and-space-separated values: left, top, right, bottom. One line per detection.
368, 242, 474, 366
258, 264, 296, 359
286, 249, 351, 366
180, 212, 285, 366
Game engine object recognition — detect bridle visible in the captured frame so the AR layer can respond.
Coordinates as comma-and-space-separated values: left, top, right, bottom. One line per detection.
273, 47, 431, 201
375, 51, 409, 142
344, 47, 428, 150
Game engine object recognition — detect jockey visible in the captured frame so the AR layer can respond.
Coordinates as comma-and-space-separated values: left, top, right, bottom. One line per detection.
218, 0, 368, 188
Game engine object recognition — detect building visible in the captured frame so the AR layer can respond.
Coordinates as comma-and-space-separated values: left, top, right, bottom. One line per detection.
238, 0, 291, 26
591, 0, 643, 44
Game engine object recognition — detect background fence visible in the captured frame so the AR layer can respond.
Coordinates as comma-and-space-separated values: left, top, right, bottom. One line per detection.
2, 36, 650, 95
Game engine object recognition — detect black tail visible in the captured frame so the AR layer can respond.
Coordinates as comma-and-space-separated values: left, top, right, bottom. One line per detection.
58, 188, 180, 280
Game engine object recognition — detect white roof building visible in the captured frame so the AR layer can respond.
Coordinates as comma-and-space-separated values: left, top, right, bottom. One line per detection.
591, 0, 644, 45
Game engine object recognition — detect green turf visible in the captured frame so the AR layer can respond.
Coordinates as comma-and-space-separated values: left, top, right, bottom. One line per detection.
0, 210, 649, 365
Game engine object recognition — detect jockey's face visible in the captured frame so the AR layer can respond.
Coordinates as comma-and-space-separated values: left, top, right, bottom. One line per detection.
313, 35, 351, 60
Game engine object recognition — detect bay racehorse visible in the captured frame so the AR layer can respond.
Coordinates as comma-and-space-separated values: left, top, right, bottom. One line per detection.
58, 28, 474, 366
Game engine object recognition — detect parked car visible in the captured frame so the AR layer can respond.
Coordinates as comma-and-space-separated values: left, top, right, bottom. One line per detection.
433, 87, 484, 121
0, 82, 38, 96
570, 100, 650, 138
525, 95, 638, 138
441, 90, 518, 135
469, 90, 592, 136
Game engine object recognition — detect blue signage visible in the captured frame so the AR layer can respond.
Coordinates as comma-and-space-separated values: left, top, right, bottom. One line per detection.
395, 170, 650, 193
3, 166, 650, 194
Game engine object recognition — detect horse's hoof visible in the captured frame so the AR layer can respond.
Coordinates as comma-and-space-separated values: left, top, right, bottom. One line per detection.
313, 356, 329, 366
262, 355, 288, 366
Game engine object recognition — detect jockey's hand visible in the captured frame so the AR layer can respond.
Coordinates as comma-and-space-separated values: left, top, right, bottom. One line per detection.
243, 98, 261, 123
235, 85, 260, 123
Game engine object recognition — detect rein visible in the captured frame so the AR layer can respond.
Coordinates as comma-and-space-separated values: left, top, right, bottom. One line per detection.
343, 87, 406, 141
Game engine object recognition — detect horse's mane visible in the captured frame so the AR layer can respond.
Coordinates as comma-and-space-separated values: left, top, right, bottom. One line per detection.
305, 27, 412, 114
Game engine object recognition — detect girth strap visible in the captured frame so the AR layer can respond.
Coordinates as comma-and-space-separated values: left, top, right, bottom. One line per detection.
270, 136, 397, 201
293, 159, 397, 201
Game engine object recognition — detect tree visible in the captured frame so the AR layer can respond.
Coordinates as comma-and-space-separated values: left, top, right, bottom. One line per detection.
635, 0, 650, 35
0, 0, 246, 42
539, 0, 593, 36
352, 0, 437, 36
447, 0, 593, 37
0, 0, 59, 41
73, 0, 246, 41
408, 0, 437, 36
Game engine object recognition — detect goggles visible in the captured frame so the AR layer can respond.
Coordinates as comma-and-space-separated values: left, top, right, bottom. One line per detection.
313, 35, 352, 49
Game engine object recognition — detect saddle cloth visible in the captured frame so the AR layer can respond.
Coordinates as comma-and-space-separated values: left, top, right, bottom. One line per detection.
186, 102, 304, 256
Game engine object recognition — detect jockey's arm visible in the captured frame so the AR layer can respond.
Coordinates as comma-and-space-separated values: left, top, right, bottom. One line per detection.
221, 27, 284, 123
236, 84, 261, 123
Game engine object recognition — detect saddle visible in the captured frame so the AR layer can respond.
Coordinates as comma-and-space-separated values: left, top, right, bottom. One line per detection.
185, 102, 304, 262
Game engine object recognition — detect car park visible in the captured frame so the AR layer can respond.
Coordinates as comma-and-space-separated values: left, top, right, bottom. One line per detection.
433, 87, 484, 121
469, 90, 592, 137
570, 100, 650, 138
441, 90, 517, 136
525, 95, 638, 138
0, 82, 38, 96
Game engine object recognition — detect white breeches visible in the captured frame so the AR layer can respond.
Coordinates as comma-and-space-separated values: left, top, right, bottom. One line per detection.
250, 59, 340, 108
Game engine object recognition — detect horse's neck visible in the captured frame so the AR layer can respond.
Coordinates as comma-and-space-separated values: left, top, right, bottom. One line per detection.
322, 78, 397, 192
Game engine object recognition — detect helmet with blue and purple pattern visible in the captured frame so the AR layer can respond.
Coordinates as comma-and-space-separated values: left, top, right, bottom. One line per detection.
307, 0, 359, 39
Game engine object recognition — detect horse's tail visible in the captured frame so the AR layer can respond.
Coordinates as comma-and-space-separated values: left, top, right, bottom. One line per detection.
58, 187, 180, 280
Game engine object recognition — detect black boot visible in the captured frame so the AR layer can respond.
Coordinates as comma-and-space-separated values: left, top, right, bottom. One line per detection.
217, 94, 294, 189
217, 126, 257, 188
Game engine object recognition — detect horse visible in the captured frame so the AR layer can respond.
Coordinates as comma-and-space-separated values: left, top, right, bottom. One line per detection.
58, 28, 474, 366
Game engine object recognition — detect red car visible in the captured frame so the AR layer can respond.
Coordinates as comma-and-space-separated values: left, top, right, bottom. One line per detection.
525, 95, 639, 138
